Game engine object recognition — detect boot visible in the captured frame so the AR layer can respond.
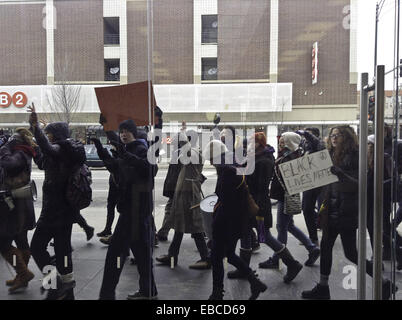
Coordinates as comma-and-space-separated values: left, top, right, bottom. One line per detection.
382, 278, 398, 300
44, 274, 76, 300
247, 270, 267, 300
277, 247, 303, 284
96, 229, 112, 237
208, 286, 224, 300
2, 246, 34, 293
6, 249, 31, 287
156, 254, 178, 267
84, 225, 95, 241
227, 249, 252, 279
301, 283, 330, 300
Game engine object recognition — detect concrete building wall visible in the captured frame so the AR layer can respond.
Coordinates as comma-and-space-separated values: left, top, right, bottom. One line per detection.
0, 3, 46, 85
217, 0, 270, 80
277, 0, 357, 106
54, 0, 104, 82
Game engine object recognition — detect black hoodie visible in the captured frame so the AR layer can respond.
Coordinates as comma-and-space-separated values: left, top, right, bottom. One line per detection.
33, 122, 84, 227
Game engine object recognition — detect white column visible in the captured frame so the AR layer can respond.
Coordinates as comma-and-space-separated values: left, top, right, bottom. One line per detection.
46, 0, 55, 85
120, 0, 128, 84
194, 0, 217, 83
270, 0, 278, 83
349, 0, 358, 84
267, 125, 278, 158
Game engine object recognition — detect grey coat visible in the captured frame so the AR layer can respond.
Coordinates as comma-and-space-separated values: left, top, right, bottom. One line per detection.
170, 148, 204, 234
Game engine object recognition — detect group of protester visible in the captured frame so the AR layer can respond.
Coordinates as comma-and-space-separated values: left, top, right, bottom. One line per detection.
0, 104, 401, 300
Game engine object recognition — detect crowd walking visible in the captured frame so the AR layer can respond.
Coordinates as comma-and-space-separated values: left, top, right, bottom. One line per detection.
1, 106, 401, 300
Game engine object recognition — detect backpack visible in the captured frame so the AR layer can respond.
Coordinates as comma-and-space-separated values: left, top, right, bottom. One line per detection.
66, 163, 92, 210
63, 139, 92, 210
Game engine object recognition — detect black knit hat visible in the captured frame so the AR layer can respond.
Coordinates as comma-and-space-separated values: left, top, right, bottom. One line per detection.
118, 119, 137, 138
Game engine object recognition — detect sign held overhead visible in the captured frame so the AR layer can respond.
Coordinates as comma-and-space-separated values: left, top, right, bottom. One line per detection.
94, 81, 157, 131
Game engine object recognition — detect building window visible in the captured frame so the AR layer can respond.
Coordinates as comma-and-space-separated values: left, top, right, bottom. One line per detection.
105, 59, 120, 81
202, 15, 218, 44
104, 17, 120, 45
202, 58, 218, 80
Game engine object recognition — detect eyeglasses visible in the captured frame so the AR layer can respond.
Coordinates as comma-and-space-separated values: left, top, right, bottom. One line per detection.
329, 134, 343, 139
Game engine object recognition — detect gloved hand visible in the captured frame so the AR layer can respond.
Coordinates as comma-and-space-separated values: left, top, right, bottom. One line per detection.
90, 138, 103, 153
99, 113, 107, 126
330, 165, 344, 177
110, 140, 126, 157
110, 148, 119, 158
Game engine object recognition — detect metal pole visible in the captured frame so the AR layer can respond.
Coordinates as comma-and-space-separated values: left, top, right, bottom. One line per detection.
358, 73, 369, 300
373, 65, 385, 300
391, 0, 400, 300
374, 3, 379, 77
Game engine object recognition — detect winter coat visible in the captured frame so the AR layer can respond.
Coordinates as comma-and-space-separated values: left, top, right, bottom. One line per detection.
246, 146, 275, 228
321, 152, 359, 230
270, 148, 302, 202
213, 162, 249, 240
163, 148, 182, 199
33, 122, 86, 228
170, 147, 204, 234
97, 139, 153, 241
0, 142, 36, 237
367, 152, 392, 216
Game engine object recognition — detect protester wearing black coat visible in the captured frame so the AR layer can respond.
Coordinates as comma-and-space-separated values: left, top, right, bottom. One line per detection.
94, 119, 157, 300
204, 140, 267, 300
28, 111, 86, 300
246, 145, 275, 229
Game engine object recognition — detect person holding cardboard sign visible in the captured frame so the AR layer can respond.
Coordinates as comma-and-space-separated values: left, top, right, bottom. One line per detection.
93, 119, 157, 300
302, 126, 396, 300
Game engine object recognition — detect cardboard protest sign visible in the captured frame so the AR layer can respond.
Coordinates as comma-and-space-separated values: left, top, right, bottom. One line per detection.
278, 149, 339, 195
94, 81, 156, 131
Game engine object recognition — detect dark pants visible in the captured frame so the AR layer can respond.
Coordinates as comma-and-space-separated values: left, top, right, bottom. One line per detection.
320, 223, 373, 277
99, 213, 157, 299
211, 226, 252, 289
104, 185, 118, 232
75, 213, 90, 230
0, 231, 30, 253
31, 223, 73, 275
367, 206, 392, 253
168, 231, 209, 260
302, 188, 321, 242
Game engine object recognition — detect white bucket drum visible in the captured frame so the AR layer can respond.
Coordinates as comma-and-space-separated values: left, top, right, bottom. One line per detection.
200, 194, 218, 241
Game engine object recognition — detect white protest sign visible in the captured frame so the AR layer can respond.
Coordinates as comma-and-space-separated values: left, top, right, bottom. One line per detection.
278, 149, 339, 195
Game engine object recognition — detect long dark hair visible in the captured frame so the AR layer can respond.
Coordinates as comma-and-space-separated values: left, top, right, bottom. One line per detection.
327, 125, 358, 166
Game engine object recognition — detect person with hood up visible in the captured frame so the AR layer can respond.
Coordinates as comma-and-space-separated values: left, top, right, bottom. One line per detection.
156, 130, 210, 269
0, 128, 37, 293
205, 139, 267, 300
296, 128, 326, 246
91, 119, 157, 300
262, 132, 320, 269
28, 104, 86, 300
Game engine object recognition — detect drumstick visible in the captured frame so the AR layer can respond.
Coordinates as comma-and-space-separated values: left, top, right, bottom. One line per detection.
189, 204, 200, 210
